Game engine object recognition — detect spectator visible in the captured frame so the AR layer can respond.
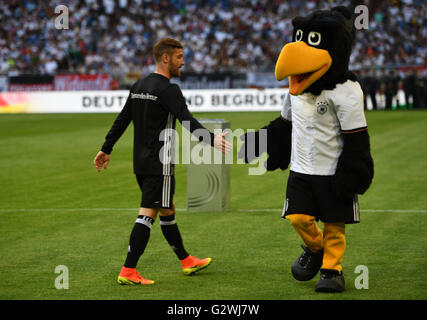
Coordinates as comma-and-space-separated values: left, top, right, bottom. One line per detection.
403, 68, 416, 109
414, 69, 426, 109
358, 69, 370, 110
366, 68, 379, 110
43, 55, 58, 74
384, 70, 399, 110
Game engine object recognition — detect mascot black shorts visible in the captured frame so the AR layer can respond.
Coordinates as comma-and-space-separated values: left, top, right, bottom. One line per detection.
136, 175, 175, 209
282, 171, 360, 224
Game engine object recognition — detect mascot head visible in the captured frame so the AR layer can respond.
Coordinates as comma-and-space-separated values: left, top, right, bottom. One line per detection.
275, 6, 356, 96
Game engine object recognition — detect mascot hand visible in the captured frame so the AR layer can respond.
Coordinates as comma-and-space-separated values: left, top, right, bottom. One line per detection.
238, 130, 266, 163
333, 171, 357, 202
334, 129, 374, 200
238, 117, 292, 171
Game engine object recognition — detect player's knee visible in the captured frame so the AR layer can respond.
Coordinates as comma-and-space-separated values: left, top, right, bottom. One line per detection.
139, 207, 158, 220
159, 203, 175, 217
159, 208, 174, 216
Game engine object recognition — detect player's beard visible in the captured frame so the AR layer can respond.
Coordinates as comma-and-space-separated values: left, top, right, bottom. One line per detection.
169, 62, 181, 78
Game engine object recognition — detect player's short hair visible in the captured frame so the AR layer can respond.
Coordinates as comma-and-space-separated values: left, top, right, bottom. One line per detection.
152, 38, 183, 63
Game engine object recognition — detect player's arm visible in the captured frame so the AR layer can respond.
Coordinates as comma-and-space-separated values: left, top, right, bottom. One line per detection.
161, 85, 231, 153
94, 92, 133, 171
238, 93, 292, 171
334, 86, 374, 200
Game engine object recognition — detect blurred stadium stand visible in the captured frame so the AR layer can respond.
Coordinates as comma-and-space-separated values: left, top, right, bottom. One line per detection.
0, 0, 425, 106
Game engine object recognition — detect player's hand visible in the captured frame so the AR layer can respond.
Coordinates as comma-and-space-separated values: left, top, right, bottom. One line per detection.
213, 131, 232, 154
94, 151, 110, 172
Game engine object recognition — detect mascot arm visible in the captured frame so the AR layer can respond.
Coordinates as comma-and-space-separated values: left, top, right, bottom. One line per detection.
334, 129, 374, 201
238, 116, 292, 171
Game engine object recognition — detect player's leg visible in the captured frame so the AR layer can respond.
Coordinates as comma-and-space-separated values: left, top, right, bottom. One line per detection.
124, 207, 158, 270
158, 178, 211, 276
159, 206, 212, 276
157, 175, 191, 261
118, 175, 161, 285
159, 203, 189, 260
118, 207, 157, 285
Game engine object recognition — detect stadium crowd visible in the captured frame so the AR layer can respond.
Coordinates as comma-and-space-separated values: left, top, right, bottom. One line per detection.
0, 0, 426, 104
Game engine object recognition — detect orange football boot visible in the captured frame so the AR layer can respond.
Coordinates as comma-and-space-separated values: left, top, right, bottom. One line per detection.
117, 267, 154, 285
180, 255, 212, 276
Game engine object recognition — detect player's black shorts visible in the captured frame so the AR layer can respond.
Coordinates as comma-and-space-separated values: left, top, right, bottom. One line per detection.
136, 175, 175, 209
282, 171, 360, 224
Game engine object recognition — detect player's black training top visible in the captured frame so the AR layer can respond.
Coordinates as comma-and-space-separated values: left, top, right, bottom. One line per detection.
101, 73, 214, 175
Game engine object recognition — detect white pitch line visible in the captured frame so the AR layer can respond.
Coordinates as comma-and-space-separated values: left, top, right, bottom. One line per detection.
0, 208, 137, 213
0, 208, 426, 213
362, 209, 427, 213
231, 209, 427, 213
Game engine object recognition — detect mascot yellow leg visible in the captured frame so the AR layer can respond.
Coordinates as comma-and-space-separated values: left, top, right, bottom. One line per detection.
286, 214, 324, 281
286, 214, 323, 253
322, 222, 346, 273
286, 214, 347, 291
315, 222, 346, 292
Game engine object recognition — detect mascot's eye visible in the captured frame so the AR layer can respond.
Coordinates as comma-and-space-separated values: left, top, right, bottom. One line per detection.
308, 32, 321, 46
295, 29, 303, 41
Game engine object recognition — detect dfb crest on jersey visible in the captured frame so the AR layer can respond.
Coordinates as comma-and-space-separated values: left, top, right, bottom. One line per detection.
316, 101, 328, 114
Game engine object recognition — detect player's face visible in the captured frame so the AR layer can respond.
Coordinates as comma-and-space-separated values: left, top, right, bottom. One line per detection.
168, 48, 184, 78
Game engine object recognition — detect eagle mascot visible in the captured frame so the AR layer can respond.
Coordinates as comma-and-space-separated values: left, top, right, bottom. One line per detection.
239, 6, 374, 292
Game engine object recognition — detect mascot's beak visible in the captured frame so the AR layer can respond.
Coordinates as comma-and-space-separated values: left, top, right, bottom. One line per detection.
275, 41, 332, 95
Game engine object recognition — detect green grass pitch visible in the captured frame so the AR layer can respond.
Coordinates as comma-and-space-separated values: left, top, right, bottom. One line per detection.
0, 110, 426, 300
